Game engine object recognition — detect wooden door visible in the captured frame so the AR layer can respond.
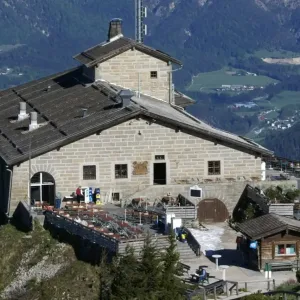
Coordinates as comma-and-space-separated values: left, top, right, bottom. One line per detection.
198, 199, 229, 223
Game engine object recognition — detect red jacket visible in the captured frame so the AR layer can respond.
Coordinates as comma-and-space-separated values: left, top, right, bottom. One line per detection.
76, 188, 82, 196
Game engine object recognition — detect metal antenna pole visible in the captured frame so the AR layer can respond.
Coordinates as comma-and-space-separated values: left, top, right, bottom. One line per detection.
135, 0, 147, 43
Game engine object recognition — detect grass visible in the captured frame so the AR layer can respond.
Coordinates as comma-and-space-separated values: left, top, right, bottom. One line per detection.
187, 67, 278, 92
253, 49, 300, 59
269, 91, 300, 109
0, 221, 102, 300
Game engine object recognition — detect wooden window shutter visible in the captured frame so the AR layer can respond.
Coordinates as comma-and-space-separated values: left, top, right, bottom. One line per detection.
272, 242, 275, 259
296, 242, 299, 258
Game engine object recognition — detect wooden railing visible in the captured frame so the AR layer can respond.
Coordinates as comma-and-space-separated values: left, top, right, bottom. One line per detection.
184, 227, 201, 256
185, 279, 276, 300
186, 280, 239, 300
238, 279, 276, 292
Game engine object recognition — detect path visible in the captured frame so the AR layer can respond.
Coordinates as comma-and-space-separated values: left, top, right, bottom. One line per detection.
182, 223, 295, 294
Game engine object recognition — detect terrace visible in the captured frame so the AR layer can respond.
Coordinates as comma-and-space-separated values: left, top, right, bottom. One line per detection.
33, 193, 198, 260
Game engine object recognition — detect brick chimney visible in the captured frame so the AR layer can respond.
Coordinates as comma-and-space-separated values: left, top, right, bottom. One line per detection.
108, 18, 123, 41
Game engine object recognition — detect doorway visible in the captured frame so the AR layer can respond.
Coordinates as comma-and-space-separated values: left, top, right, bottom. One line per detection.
30, 172, 55, 205
153, 163, 166, 185
198, 199, 229, 223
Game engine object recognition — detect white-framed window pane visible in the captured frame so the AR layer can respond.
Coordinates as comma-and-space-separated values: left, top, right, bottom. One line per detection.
286, 244, 296, 255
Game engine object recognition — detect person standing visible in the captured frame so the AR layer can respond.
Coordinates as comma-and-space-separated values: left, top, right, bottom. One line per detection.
76, 186, 83, 204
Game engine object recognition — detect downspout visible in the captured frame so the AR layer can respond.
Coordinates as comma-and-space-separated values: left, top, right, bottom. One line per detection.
6, 166, 12, 217
168, 64, 183, 104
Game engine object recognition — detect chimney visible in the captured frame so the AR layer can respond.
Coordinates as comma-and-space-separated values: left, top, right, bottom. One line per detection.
29, 112, 39, 131
81, 108, 88, 118
108, 18, 123, 41
18, 102, 28, 121
118, 90, 134, 107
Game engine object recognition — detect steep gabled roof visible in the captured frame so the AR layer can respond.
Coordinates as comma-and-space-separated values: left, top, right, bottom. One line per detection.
0, 68, 272, 166
73, 37, 182, 67
236, 214, 300, 240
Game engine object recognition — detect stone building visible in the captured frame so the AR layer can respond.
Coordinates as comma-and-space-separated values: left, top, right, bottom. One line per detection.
0, 20, 273, 222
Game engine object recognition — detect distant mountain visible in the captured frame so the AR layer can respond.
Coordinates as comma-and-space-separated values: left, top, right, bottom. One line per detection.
264, 122, 300, 159
1, 0, 300, 158
1, 0, 300, 87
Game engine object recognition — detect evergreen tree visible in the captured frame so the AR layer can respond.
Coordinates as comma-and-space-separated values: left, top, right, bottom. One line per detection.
99, 251, 113, 300
137, 233, 163, 299
159, 231, 185, 300
110, 245, 141, 300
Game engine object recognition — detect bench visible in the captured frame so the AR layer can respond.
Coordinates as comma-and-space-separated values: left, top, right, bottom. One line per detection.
177, 262, 191, 275
204, 280, 226, 295
269, 262, 293, 272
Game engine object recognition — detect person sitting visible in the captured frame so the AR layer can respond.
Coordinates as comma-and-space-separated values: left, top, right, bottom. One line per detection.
198, 268, 207, 283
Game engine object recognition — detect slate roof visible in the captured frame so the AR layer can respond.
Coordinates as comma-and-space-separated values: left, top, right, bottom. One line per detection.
236, 214, 300, 240
0, 67, 272, 166
0, 68, 140, 166
73, 37, 182, 67
129, 93, 271, 156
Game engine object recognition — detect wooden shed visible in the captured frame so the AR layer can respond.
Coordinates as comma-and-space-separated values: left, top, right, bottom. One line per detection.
236, 214, 300, 271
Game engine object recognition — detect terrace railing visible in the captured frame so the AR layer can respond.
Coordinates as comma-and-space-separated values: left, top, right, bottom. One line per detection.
44, 211, 119, 254
184, 227, 201, 256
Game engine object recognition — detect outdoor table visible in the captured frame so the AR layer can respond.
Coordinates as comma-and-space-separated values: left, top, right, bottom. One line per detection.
219, 265, 229, 280
191, 273, 200, 281
212, 254, 222, 270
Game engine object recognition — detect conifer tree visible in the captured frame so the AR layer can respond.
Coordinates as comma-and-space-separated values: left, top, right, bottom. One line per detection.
110, 245, 140, 300
137, 233, 163, 299
159, 231, 185, 299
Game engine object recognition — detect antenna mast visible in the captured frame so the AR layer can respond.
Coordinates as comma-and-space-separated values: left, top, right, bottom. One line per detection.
135, 0, 147, 43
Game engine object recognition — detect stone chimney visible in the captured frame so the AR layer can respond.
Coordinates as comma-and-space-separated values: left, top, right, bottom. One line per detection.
108, 18, 123, 41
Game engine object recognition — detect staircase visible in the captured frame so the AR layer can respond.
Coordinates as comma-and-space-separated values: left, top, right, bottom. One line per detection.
176, 240, 197, 261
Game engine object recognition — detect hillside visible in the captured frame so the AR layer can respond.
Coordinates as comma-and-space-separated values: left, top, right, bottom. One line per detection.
1, 0, 300, 88
1, 0, 300, 158
0, 222, 102, 300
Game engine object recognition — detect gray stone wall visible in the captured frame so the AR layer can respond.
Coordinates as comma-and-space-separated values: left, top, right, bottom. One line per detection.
94, 49, 171, 101
10, 118, 263, 212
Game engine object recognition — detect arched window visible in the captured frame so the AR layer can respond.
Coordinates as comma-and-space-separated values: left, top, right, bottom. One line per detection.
30, 172, 55, 205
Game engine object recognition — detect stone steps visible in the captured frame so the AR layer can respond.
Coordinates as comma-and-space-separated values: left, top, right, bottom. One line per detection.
176, 241, 197, 260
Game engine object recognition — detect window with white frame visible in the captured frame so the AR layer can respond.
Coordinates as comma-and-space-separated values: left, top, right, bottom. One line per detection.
275, 243, 296, 256
30, 172, 55, 205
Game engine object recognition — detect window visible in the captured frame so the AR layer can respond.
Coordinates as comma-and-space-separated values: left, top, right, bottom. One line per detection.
83, 165, 96, 180
115, 164, 128, 179
150, 71, 157, 79
275, 243, 296, 256
112, 193, 120, 201
30, 172, 55, 205
208, 161, 221, 175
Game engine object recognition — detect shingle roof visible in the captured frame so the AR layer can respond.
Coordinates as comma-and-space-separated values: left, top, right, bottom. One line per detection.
236, 214, 300, 240
0, 68, 140, 166
0, 68, 272, 166
128, 93, 272, 156
73, 37, 182, 67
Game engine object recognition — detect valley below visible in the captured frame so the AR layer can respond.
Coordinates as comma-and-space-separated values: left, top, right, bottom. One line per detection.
1, 0, 300, 159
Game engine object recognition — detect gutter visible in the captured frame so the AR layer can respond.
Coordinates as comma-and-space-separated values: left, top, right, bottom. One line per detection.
6, 166, 12, 217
